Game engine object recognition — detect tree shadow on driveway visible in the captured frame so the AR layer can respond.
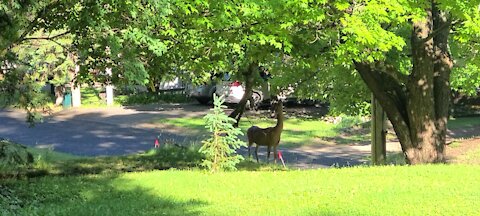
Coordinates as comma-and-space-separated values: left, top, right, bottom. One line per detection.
0, 109, 198, 156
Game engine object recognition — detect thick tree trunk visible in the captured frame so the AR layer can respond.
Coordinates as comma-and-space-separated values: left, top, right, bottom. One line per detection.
432, 2, 453, 163
355, 4, 452, 164
404, 8, 440, 164
229, 62, 257, 127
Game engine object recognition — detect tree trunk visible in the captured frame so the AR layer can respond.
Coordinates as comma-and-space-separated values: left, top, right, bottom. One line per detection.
355, 4, 452, 164
54, 85, 65, 106
432, 2, 453, 163
404, 7, 439, 164
229, 62, 257, 127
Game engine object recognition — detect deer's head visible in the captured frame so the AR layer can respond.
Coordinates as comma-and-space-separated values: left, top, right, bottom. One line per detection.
270, 101, 283, 118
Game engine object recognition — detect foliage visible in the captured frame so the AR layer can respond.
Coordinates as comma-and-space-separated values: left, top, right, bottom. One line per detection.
3, 165, 480, 215
333, 115, 369, 130
0, 139, 33, 174
199, 95, 246, 172
0, 185, 25, 216
2, 0, 480, 114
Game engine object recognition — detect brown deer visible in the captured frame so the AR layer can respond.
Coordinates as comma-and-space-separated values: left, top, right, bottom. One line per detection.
247, 101, 284, 163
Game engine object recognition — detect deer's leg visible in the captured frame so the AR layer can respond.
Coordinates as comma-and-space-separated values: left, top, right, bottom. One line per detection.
248, 142, 252, 159
274, 146, 278, 164
255, 145, 259, 163
267, 146, 272, 163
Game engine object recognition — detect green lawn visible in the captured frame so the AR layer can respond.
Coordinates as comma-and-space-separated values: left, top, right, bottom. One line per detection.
80, 87, 123, 108
28, 146, 83, 162
3, 165, 480, 215
160, 114, 480, 147
448, 116, 480, 129
159, 116, 369, 147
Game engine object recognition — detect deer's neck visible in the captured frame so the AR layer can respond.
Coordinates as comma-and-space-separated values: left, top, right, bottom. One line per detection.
275, 110, 284, 130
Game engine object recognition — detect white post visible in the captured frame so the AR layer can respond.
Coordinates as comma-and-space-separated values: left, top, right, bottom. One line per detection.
106, 68, 114, 106
71, 65, 82, 107
371, 94, 386, 165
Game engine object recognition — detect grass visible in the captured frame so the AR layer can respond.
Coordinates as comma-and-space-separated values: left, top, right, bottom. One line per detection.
158, 116, 368, 147
80, 87, 123, 108
116, 91, 191, 105
448, 116, 480, 129
159, 114, 480, 148
2, 165, 480, 215
1, 146, 205, 179
80, 87, 192, 108
28, 146, 82, 162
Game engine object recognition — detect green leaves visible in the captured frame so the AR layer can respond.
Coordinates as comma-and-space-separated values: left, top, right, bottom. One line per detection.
3, 0, 480, 119
336, 0, 412, 64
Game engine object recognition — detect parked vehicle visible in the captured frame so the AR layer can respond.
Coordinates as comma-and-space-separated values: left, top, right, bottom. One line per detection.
189, 74, 268, 107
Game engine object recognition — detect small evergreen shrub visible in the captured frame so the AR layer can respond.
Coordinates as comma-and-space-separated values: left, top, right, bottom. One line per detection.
199, 95, 246, 172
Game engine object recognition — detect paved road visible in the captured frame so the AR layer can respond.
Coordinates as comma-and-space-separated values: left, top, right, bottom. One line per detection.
0, 109, 199, 156
0, 105, 402, 169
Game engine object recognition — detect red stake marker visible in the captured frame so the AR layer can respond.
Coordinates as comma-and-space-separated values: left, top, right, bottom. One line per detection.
278, 151, 286, 168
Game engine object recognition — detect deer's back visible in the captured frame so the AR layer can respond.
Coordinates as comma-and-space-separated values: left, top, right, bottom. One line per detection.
247, 126, 276, 146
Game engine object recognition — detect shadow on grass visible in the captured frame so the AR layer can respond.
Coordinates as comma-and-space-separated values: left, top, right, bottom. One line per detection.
2, 145, 204, 179
48, 146, 203, 175
2, 174, 207, 215
322, 135, 370, 146
236, 159, 288, 171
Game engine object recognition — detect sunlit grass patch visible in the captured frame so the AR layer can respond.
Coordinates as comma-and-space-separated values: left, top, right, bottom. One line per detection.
454, 144, 480, 165
4, 165, 480, 215
158, 116, 367, 147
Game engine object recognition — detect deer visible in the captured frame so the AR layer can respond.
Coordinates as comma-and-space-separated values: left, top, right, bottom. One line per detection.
247, 101, 284, 163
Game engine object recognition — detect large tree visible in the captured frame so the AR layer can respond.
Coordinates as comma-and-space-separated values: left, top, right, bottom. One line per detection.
1, 0, 176, 121
190, 0, 480, 164
333, 0, 480, 164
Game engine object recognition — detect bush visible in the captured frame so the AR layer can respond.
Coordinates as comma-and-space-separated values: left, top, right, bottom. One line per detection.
199, 95, 246, 172
0, 139, 33, 167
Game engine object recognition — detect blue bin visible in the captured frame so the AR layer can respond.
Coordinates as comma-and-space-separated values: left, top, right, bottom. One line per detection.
63, 92, 72, 108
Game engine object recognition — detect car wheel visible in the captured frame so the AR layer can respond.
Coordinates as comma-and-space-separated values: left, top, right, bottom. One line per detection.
196, 98, 211, 105
246, 92, 262, 110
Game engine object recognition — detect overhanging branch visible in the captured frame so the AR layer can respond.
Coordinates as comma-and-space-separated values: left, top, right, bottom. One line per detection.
22, 31, 70, 41
354, 61, 413, 149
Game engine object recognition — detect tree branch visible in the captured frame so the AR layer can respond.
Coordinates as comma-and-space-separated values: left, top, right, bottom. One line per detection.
22, 31, 70, 41
354, 61, 413, 150
422, 20, 455, 43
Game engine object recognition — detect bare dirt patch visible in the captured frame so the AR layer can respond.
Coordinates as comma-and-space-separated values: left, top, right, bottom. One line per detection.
446, 137, 480, 164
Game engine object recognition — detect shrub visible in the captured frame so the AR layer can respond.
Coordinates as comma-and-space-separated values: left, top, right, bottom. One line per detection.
199, 95, 246, 172
0, 139, 33, 167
